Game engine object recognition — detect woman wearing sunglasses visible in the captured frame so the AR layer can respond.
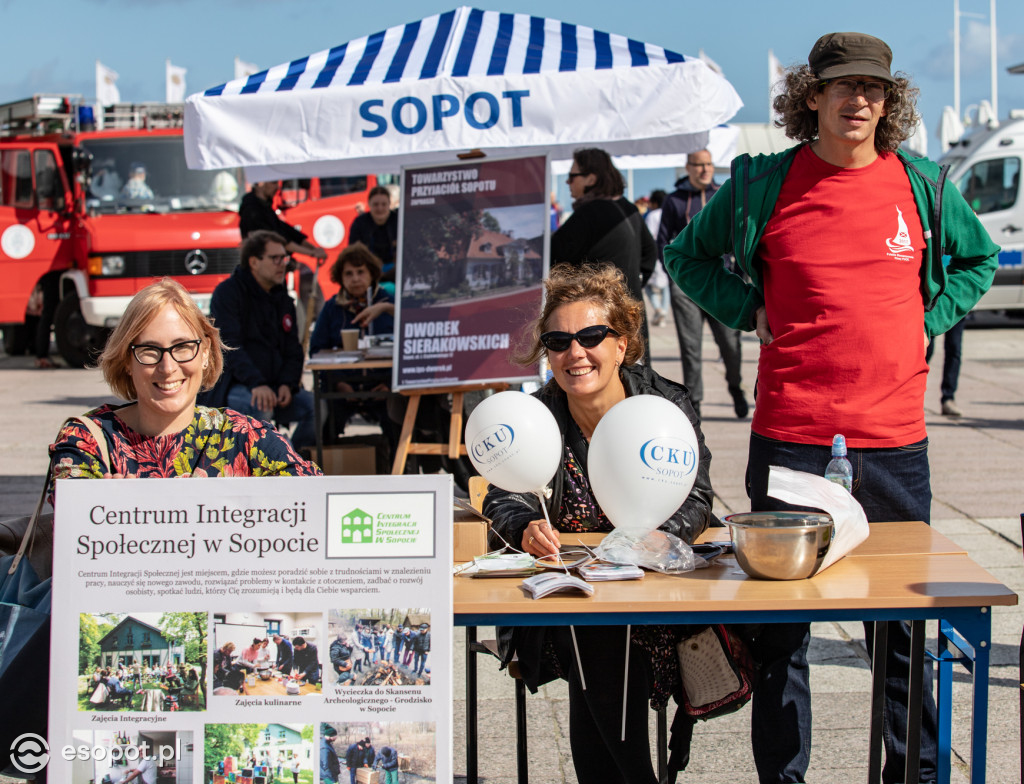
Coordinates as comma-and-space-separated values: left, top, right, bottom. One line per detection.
551, 148, 657, 322
483, 263, 715, 784
49, 278, 319, 485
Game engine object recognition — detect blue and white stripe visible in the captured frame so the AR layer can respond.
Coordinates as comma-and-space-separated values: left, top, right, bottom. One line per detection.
205, 7, 685, 97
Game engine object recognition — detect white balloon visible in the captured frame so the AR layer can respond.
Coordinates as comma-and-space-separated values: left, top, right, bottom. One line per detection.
588, 395, 699, 537
465, 391, 562, 494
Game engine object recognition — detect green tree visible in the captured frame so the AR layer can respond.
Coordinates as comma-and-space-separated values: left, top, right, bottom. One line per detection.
481, 210, 501, 233
80, 614, 117, 672
159, 611, 208, 703
204, 724, 261, 774
404, 206, 487, 292
79, 614, 103, 673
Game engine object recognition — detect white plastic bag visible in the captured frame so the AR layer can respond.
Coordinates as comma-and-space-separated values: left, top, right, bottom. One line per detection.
595, 529, 701, 574
767, 465, 870, 573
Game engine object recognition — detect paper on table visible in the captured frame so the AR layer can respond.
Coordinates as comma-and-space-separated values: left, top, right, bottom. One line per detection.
767, 465, 870, 573
307, 350, 362, 364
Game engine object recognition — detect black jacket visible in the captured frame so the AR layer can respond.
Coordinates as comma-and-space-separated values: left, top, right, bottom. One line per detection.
348, 210, 398, 267
482, 363, 716, 692
329, 638, 353, 670
238, 191, 308, 246
210, 265, 304, 392
293, 642, 319, 680
551, 196, 656, 303
344, 743, 363, 768
484, 363, 715, 554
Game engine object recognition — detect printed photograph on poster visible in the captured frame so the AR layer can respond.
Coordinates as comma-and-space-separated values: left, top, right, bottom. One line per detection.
78, 612, 206, 712
321, 721, 436, 783
204, 724, 312, 783
326, 609, 431, 687
68, 729, 194, 784
396, 154, 549, 388
212, 613, 323, 697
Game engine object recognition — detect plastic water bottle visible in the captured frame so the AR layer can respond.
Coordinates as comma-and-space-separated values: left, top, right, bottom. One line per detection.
824, 434, 853, 492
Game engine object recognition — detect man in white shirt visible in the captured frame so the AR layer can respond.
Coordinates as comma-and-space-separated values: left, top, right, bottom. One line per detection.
121, 754, 156, 784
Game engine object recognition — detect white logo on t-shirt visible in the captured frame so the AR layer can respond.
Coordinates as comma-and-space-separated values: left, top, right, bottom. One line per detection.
885, 205, 914, 256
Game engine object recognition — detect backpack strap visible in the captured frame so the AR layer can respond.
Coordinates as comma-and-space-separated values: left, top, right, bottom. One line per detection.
9, 415, 113, 575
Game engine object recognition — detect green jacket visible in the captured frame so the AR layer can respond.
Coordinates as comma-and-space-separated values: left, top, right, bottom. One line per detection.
663, 144, 999, 338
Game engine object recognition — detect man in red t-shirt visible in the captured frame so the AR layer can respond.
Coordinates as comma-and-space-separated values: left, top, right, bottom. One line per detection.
664, 32, 998, 784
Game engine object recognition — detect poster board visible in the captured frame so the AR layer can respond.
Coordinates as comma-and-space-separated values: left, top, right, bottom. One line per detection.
395, 154, 549, 390
47, 474, 452, 784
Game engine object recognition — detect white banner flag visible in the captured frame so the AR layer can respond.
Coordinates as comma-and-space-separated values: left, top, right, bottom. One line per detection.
234, 56, 259, 80
769, 49, 785, 121
95, 60, 120, 106
166, 60, 187, 103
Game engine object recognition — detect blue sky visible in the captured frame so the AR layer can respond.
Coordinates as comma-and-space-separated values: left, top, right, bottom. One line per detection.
3, 0, 1022, 188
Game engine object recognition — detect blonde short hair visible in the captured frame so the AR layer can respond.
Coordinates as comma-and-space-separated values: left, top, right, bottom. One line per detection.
100, 278, 224, 400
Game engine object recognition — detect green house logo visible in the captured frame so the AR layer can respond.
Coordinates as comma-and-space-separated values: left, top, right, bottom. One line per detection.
340, 508, 374, 544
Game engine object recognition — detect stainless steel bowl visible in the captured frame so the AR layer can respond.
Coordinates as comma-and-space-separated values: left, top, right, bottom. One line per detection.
723, 512, 834, 580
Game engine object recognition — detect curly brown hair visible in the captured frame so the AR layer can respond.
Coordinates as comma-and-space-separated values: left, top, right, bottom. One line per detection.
514, 263, 644, 367
772, 64, 920, 154
330, 242, 383, 289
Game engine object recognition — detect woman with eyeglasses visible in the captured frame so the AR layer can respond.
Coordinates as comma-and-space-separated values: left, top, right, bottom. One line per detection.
49, 278, 319, 485
483, 263, 714, 784
551, 148, 656, 314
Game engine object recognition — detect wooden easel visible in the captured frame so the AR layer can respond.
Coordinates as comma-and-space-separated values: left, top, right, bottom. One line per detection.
391, 382, 509, 475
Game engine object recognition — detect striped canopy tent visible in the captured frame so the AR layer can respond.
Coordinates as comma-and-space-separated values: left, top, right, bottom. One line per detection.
184, 7, 742, 178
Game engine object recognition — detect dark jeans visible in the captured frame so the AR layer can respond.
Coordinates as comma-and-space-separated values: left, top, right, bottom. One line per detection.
551, 625, 657, 784
925, 318, 966, 402
34, 270, 61, 360
746, 433, 937, 784
414, 650, 427, 675
227, 383, 316, 452
668, 278, 742, 403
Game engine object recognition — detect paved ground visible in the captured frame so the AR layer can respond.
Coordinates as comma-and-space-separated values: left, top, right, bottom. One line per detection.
1, 309, 1021, 783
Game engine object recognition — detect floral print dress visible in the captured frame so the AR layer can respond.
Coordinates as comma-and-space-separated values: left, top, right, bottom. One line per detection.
49, 404, 319, 499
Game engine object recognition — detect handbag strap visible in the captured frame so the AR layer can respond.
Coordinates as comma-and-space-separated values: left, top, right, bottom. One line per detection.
8, 414, 112, 575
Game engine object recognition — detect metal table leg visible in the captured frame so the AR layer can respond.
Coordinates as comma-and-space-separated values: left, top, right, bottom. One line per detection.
904, 620, 926, 784
466, 626, 478, 784
868, 620, 888, 784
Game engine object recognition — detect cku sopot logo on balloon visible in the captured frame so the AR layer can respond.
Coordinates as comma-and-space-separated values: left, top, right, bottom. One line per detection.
639, 437, 697, 483
470, 423, 518, 468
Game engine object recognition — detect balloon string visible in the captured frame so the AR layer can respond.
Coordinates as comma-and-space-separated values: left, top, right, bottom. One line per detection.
570, 626, 586, 691
621, 624, 630, 741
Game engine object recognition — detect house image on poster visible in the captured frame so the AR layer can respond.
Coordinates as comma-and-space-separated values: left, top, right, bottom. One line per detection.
464, 230, 542, 289
96, 616, 185, 668
253, 724, 313, 766
340, 508, 374, 543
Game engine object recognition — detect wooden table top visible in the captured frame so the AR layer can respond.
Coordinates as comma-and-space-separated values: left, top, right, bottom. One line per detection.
455, 523, 1016, 618
306, 356, 393, 371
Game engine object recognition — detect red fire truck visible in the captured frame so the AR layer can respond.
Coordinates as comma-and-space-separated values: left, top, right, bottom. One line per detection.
1, 95, 386, 366
0, 95, 249, 366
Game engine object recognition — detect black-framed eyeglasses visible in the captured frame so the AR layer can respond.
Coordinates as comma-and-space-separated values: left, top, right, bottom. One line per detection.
820, 78, 889, 102
262, 253, 290, 265
566, 172, 586, 180
130, 339, 202, 365
540, 325, 619, 352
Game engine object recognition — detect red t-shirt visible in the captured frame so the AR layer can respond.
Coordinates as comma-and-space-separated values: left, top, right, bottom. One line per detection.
753, 146, 928, 447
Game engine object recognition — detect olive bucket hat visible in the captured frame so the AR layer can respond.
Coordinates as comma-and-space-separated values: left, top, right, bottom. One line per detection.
809, 32, 895, 84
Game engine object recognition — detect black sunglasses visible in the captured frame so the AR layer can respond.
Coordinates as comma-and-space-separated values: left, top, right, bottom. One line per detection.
540, 325, 619, 352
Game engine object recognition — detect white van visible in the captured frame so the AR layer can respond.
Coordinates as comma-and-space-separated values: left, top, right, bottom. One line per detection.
939, 116, 1024, 313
